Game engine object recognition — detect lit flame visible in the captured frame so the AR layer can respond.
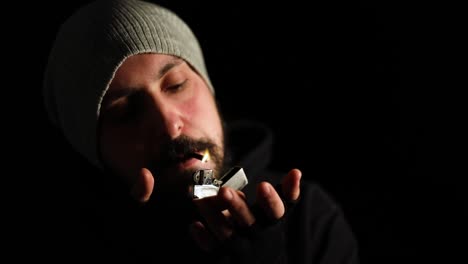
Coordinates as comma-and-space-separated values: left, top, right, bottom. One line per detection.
201, 149, 210, 163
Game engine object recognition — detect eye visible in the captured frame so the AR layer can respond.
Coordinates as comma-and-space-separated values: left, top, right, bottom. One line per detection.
104, 92, 143, 123
165, 79, 188, 93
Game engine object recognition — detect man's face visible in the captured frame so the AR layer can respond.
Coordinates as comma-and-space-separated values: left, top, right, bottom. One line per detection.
98, 54, 224, 198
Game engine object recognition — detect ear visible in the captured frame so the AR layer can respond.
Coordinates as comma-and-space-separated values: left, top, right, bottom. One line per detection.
130, 168, 155, 203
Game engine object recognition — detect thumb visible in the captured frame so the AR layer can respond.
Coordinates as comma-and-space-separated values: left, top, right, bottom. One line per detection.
130, 168, 155, 203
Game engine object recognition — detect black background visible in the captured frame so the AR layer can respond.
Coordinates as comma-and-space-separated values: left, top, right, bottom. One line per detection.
10, 0, 465, 263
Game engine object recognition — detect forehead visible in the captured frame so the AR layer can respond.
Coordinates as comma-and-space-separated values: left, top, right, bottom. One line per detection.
103, 54, 186, 101
112, 54, 184, 84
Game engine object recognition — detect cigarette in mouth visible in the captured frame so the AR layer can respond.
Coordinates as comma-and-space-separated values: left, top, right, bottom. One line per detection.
190, 152, 205, 161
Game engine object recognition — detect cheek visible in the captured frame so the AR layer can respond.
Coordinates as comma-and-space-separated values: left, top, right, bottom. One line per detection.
203, 107, 223, 141
181, 96, 222, 141
177, 74, 222, 139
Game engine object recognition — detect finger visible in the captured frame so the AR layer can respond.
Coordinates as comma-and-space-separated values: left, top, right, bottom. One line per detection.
189, 221, 217, 251
130, 167, 154, 203
282, 168, 302, 201
193, 197, 233, 241
218, 187, 255, 228
235, 190, 247, 200
256, 182, 285, 220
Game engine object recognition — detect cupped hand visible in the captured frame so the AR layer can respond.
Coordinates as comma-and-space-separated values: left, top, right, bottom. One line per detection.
190, 168, 302, 251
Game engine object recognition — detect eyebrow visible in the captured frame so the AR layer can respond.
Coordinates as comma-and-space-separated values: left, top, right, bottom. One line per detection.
103, 57, 184, 105
157, 57, 184, 80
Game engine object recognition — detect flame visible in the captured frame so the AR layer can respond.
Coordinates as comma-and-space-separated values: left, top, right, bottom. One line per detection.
201, 149, 210, 163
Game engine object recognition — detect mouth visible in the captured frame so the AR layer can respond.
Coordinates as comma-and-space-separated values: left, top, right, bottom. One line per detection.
188, 152, 205, 161
172, 151, 207, 170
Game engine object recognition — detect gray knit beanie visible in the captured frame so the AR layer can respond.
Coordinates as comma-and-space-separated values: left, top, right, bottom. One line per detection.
43, 0, 214, 168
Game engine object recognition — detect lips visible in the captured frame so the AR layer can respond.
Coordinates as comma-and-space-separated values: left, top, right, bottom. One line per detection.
177, 156, 198, 168
152, 148, 211, 177
172, 152, 205, 170
187, 152, 204, 161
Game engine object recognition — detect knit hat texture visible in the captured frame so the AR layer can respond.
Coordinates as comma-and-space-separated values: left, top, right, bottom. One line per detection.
43, 0, 213, 168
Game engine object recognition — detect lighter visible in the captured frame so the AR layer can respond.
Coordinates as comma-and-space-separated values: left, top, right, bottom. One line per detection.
192, 166, 248, 199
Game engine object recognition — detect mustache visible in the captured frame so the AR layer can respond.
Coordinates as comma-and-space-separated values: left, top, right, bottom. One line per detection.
159, 135, 218, 165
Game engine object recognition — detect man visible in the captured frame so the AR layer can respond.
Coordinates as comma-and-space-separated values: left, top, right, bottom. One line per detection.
43, 0, 359, 262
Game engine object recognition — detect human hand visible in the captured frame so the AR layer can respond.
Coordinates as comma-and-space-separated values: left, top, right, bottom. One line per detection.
189, 168, 302, 251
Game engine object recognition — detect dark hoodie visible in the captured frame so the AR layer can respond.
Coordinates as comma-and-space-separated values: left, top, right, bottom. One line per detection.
58, 120, 359, 263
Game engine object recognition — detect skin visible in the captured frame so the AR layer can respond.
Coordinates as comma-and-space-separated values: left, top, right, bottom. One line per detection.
98, 53, 302, 251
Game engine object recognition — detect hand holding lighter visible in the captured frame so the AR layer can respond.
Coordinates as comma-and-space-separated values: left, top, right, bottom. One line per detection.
192, 166, 248, 199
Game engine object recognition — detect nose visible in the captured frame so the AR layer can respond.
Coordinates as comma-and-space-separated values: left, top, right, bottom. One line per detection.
147, 97, 184, 139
